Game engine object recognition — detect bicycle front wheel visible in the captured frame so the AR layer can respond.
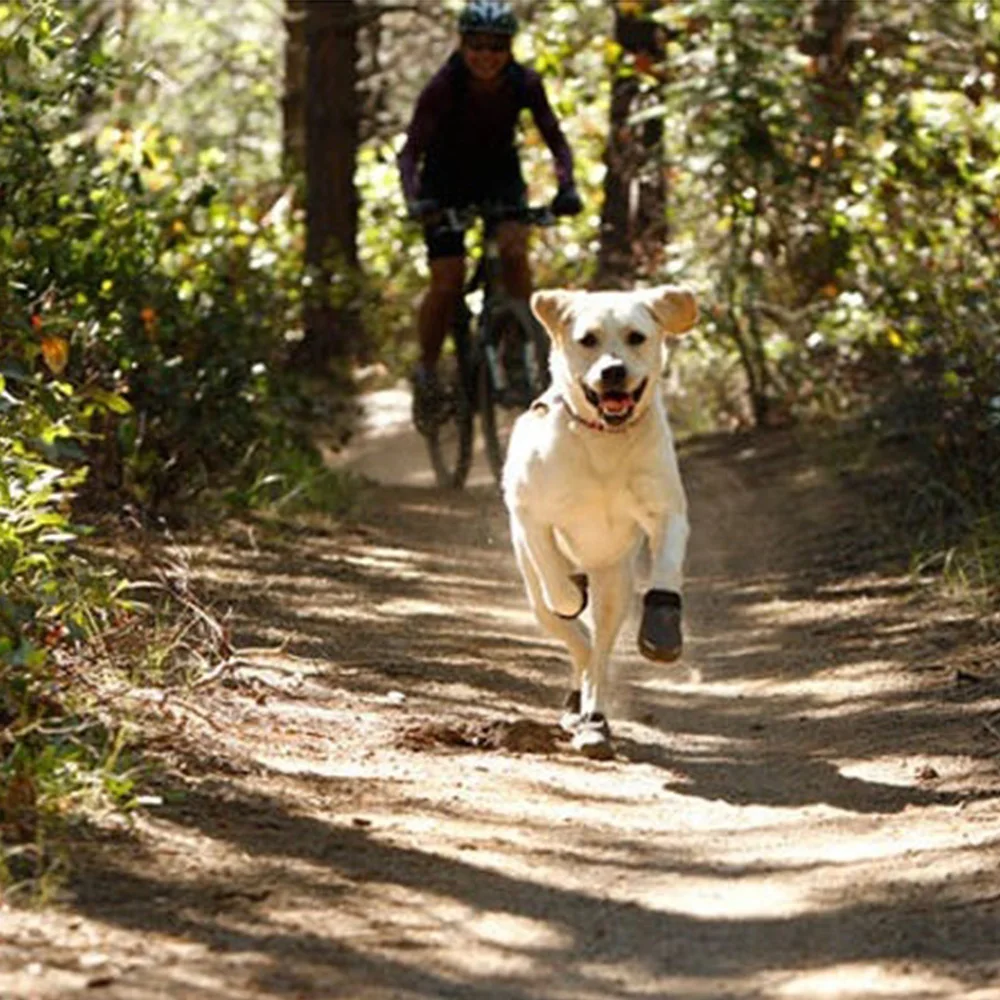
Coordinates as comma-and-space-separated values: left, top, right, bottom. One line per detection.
479, 309, 532, 488
425, 337, 475, 490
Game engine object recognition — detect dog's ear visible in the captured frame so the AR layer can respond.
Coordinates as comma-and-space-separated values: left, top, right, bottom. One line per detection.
531, 289, 575, 343
641, 286, 698, 336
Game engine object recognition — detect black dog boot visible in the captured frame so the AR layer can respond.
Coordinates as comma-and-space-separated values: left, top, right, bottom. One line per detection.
638, 589, 683, 662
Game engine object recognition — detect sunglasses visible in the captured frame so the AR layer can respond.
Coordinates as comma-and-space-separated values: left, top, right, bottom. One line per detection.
462, 35, 511, 53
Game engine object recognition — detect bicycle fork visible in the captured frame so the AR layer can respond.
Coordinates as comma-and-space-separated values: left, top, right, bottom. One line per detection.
482, 299, 547, 403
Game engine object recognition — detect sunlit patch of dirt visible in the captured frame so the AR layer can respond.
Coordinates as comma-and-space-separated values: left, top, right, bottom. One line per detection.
5, 417, 1000, 1000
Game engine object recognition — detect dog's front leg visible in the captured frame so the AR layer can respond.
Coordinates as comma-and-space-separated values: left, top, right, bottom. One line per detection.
636, 507, 688, 663
642, 509, 688, 594
511, 510, 587, 619
510, 526, 592, 716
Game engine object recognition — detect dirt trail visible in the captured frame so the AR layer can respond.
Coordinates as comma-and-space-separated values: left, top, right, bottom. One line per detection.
4, 388, 1000, 1000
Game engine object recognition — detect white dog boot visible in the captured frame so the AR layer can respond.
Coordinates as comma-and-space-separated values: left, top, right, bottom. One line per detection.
570, 712, 613, 760
560, 689, 583, 732
638, 590, 683, 662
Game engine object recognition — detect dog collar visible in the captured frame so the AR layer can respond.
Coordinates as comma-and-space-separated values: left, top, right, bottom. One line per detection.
550, 393, 649, 434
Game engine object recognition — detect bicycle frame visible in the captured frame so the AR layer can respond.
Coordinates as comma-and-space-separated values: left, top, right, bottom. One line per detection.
451, 205, 554, 407
420, 202, 557, 489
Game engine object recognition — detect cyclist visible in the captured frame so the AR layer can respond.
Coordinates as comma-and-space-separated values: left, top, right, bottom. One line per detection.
398, 0, 583, 434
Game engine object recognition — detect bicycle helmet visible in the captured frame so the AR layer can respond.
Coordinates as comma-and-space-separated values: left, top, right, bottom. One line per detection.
458, 0, 519, 36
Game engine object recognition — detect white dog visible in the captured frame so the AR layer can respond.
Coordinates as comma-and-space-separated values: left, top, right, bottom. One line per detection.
502, 285, 697, 758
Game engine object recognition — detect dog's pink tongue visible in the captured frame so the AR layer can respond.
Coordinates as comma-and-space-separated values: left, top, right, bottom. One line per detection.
602, 394, 631, 414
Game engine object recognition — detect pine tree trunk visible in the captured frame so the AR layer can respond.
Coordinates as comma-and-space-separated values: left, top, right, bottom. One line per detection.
290, 0, 365, 374
596, 0, 666, 288
790, 0, 859, 303
282, 0, 307, 182
802, 0, 859, 126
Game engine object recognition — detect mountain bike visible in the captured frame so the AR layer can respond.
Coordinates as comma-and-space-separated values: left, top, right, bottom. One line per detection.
422, 203, 557, 490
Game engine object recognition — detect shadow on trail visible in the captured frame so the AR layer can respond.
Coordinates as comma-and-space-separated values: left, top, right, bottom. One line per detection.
69, 776, 1000, 999
618, 734, 979, 813
61, 428, 1000, 997
188, 429, 996, 806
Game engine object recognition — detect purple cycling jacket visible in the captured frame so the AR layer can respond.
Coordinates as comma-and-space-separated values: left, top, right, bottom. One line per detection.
398, 52, 575, 204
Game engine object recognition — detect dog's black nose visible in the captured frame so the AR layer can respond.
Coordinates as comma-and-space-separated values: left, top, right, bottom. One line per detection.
600, 361, 628, 388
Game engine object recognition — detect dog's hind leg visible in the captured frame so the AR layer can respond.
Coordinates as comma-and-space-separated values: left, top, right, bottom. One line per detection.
571, 561, 632, 759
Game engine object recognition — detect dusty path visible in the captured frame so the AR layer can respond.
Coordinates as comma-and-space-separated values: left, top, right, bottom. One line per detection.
4, 389, 1000, 999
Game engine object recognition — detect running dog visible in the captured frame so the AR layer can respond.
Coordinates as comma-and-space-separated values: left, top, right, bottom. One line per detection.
502, 285, 697, 758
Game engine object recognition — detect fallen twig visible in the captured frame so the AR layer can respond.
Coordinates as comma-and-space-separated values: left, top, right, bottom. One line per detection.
124, 688, 223, 732
981, 716, 1000, 746
126, 579, 231, 656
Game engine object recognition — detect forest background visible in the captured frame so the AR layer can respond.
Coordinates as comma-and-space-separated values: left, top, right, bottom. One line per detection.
2, 0, 999, 893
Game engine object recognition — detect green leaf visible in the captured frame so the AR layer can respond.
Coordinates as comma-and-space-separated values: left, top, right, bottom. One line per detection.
84, 387, 132, 415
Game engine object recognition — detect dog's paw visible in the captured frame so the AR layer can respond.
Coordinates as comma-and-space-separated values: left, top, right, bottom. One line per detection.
569, 712, 613, 760
559, 689, 582, 732
550, 573, 588, 620
638, 589, 683, 663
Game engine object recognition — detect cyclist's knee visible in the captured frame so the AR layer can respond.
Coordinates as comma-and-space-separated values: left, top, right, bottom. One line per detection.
429, 257, 465, 298
496, 222, 528, 257
499, 238, 532, 297
500, 250, 530, 278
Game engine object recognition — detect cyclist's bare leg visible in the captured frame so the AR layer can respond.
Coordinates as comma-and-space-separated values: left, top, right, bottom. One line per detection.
412, 256, 465, 434
496, 221, 531, 299
417, 256, 465, 371
496, 221, 547, 391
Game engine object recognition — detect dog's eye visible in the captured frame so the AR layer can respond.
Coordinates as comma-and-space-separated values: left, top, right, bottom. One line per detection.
578, 332, 599, 349
627, 330, 647, 347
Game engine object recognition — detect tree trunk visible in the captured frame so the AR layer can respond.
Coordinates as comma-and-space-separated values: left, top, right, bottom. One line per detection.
596, 0, 666, 288
801, 0, 859, 127
790, 0, 859, 303
282, 0, 307, 182
112, 0, 136, 109
290, 0, 365, 374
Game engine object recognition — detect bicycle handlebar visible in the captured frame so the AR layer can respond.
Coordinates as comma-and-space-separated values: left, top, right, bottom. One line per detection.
422, 203, 559, 234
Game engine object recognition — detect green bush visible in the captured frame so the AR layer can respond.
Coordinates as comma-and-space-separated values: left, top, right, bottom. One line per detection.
1, 1, 321, 515
0, 0, 344, 893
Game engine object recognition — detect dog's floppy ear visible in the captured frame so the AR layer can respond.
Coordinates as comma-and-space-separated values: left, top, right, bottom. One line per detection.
641, 286, 698, 336
531, 289, 575, 343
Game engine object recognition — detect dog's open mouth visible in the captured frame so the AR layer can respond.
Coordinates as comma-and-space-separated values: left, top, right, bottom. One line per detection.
583, 379, 648, 426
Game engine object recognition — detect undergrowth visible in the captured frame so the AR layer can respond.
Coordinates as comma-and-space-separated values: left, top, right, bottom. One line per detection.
0, 0, 363, 901
810, 417, 1000, 620
0, 540, 202, 900
1, 476, 361, 903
